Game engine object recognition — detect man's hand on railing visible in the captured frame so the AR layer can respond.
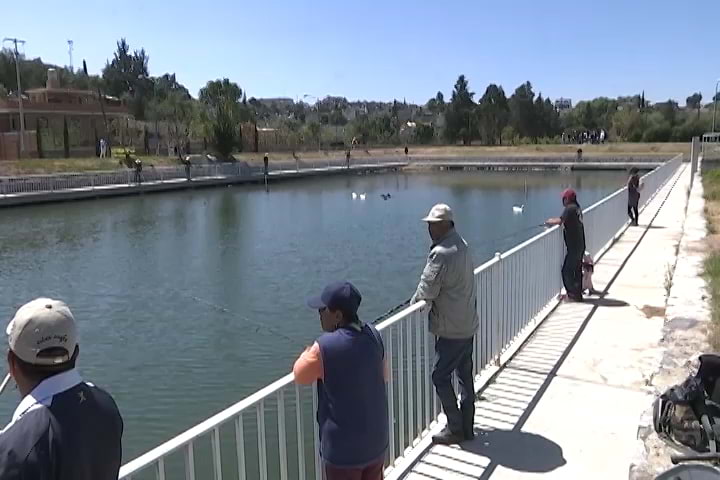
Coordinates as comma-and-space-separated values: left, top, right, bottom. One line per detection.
544, 217, 562, 226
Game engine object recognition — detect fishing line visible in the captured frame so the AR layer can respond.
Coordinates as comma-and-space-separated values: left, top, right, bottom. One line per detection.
473, 223, 547, 251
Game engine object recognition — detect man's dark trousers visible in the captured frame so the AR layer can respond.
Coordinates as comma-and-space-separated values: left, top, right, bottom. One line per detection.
432, 336, 475, 438
628, 201, 639, 225
562, 248, 583, 298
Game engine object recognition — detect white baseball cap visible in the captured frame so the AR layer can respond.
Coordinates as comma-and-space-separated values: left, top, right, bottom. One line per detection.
421, 203, 454, 223
6, 298, 78, 366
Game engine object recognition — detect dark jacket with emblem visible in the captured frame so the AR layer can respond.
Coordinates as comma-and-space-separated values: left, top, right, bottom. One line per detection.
0, 370, 123, 480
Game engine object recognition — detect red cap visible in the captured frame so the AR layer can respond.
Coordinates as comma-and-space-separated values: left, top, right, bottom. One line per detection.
561, 188, 577, 203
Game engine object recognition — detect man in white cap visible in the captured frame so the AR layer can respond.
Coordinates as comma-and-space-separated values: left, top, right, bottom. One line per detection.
412, 203, 478, 445
0, 298, 123, 479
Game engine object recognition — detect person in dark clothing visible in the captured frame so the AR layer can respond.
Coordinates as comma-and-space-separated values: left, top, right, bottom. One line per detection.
293, 282, 388, 480
546, 189, 586, 302
0, 298, 123, 480
133, 158, 143, 184
627, 167, 642, 226
184, 157, 192, 181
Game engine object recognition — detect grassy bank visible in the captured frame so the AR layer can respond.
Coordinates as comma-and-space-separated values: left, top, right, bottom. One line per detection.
703, 168, 720, 348
0, 142, 688, 176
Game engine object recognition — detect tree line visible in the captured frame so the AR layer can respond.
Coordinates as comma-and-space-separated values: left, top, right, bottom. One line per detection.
434, 75, 716, 146
1, 40, 718, 159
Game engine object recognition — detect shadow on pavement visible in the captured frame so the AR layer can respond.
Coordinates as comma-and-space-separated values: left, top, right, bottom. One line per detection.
582, 297, 629, 307
463, 429, 566, 475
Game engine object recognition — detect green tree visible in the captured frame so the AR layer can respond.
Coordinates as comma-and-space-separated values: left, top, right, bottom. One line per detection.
147, 90, 195, 159
509, 81, 536, 140
414, 124, 435, 144
329, 109, 347, 126
291, 102, 307, 123
612, 108, 644, 141
102, 39, 152, 119
0, 49, 49, 92
536, 96, 561, 139
477, 84, 509, 145
686, 92, 702, 110
426, 91, 445, 114
686, 92, 703, 119
153, 73, 190, 101
656, 100, 679, 126
305, 122, 321, 149
198, 78, 244, 158
444, 75, 476, 144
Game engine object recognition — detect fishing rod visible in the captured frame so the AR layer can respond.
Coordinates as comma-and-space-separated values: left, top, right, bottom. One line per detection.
0, 373, 11, 396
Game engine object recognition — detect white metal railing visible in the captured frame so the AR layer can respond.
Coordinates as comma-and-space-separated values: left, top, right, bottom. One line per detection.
0, 157, 400, 197
117, 154, 683, 480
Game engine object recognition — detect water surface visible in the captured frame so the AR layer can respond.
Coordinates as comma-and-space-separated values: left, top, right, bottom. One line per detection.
0, 168, 628, 460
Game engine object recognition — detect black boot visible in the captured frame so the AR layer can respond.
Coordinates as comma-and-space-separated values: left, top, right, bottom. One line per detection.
432, 427, 465, 445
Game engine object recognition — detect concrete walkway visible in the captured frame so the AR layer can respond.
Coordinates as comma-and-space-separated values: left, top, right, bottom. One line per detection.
398, 164, 690, 479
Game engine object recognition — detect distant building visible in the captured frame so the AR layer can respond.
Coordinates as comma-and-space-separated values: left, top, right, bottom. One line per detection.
554, 98, 572, 112
0, 69, 130, 160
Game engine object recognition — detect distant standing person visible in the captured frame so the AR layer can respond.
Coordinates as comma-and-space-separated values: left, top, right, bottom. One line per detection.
263, 153, 269, 176
0, 298, 123, 479
546, 189, 586, 302
627, 167, 642, 226
346, 149, 351, 169
134, 158, 143, 184
184, 157, 192, 181
293, 282, 388, 480
412, 204, 478, 445
99, 138, 107, 158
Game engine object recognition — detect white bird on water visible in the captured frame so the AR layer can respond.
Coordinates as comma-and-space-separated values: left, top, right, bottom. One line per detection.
512, 179, 528, 214
359, 193, 366, 200
351, 192, 358, 199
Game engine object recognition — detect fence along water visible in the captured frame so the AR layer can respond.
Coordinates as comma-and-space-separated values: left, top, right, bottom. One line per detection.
0, 157, 394, 197
117, 154, 683, 480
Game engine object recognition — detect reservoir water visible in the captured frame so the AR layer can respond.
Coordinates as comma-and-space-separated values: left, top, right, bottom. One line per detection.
0, 168, 628, 461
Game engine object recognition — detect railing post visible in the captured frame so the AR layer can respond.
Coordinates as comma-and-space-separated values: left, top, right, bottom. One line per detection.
386, 327, 395, 464
493, 252, 503, 366
312, 388, 321, 480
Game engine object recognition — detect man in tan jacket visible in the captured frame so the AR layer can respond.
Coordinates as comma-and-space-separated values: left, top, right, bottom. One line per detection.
412, 203, 478, 445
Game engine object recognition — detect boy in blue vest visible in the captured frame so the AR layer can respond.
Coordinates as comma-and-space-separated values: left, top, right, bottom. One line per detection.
293, 281, 388, 480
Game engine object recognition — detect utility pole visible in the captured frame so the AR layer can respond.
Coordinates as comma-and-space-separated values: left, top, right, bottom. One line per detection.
713, 80, 720, 134
67, 40, 74, 72
3, 37, 26, 157
83, 59, 111, 157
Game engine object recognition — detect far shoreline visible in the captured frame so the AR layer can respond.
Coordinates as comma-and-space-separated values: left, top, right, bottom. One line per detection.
0, 142, 687, 176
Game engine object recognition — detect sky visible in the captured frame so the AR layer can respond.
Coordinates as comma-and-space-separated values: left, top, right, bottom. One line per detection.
2, 0, 718, 105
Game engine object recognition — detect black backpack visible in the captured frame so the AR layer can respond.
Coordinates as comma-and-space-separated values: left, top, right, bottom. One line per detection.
654, 354, 720, 453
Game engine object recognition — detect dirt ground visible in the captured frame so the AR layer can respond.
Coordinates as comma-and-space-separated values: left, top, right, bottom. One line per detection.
0, 142, 689, 175
702, 167, 720, 348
